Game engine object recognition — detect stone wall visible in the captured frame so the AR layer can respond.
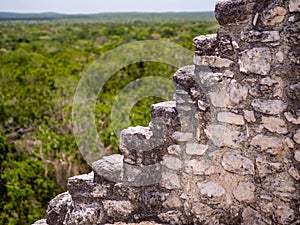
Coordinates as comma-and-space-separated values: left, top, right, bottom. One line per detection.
34, 0, 300, 224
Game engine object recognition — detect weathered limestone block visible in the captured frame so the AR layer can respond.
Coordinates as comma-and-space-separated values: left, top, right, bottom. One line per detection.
261, 116, 288, 134
64, 203, 103, 225
185, 159, 210, 175
173, 65, 197, 93
171, 132, 193, 142
161, 155, 183, 170
284, 112, 300, 124
285, 82, 300, 100
160, 172, 181, 190
103, 200, 135, 221
288, 166, 300, 180
150, 101, 179, 135
193, 34, 218, 56
285, 137, 295, 149
158, 211, 188, 225
123, 163, 162, 186
250, 135, 283, 154
228, 80, 249, 105
260, 76, 278, 86
120, 126, 164, 166
289, 48, 300, 64
91, 183, 112, 199
205, 124, 243, 148
242, 207, 265, 225
217, 112, 245, 125
262, 6, 287, 26
295, 150, 300, 162
120, 126, 153, 152
167, 144, 182, 156
241, 30, 280, 42
197, 181, 226, 198
215, 0, 252, 25
221, 152, 255, 175
46, 192, 72, 225
163, 194, 182, 209
185, 143, 208, 156
243, 110, 256, 122
275, 205, 295, 224
251, 99, 287, 115
256, 158, 283, 177
194, 55, 234, 68
239, 48, 272, 75
67, 172, 95, 204
197, 99, 209, 111
289, 0, 300, 12
92, 154, 123, 183
233, 181, 255, 203
294, 130, 300, 144
191, 202, 213, 216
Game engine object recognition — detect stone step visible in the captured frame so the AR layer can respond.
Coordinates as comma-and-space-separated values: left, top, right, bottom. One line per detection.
150, 101, 180, 136
119, 126, 164, 166
92, 154, 124, 184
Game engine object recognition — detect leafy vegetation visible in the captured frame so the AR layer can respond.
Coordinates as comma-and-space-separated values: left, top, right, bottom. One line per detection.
0, 14, 218, 224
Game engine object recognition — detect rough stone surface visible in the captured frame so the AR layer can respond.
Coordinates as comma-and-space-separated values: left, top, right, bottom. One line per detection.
250, 135, 283, 154
185, 159, 210, 175
161, 156, 183, 170
241, 30, 280, 42
256, 158, 283, 177
221, 152, 255, 175
217, 112, 245, 125
37, 1, 300, 224
284, 112, 300, 124
92, 154, 124, 183
197, 181, 226, 197
32, 219, 48, 225
261, 116, 288, 134
161, 172, 181, 190
205, 124, 242, 148
233, 181, 255, 203
167, 145, 181, 156
294, 130, 300, 144
289, 0, 300, 12
262, 6, 287, 26
185, 143, 208, 156
171, 132, 193, 142
238, 48, 272, 75
194, 55, 234, 68
295, 150, 300, 162
64, 203, 103, 225
46, 192, 72, 225
243, 110, 256, 122
215, 0, 252, 25
242, 207, 264, 225
288, 166, 300, 180
193, 34, 217, 56
103, 200, 134, 219
251, 99, 287, 115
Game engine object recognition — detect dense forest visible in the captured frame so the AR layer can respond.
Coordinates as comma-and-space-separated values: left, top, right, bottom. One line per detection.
0, 14, 218, 224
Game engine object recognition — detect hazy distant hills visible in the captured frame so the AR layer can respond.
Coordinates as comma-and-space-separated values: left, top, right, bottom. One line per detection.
0, 11, 215, 22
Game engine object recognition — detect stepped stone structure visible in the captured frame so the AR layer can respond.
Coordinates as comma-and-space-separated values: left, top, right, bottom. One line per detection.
34, 0, 300, 224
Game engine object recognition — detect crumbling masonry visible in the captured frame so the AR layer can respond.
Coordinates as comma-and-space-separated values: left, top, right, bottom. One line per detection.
34, 0, 300, 224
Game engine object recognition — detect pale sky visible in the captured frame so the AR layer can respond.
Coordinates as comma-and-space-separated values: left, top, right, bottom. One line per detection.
0, 0, 218, 14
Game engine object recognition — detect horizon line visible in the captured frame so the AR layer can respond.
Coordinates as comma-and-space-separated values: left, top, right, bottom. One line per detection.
0, 10, 214, 15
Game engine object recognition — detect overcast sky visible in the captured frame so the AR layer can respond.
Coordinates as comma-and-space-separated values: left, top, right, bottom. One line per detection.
0, 0, 218, 14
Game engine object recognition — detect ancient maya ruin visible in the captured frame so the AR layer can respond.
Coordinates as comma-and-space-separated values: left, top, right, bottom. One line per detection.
34, 0, 300, 224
